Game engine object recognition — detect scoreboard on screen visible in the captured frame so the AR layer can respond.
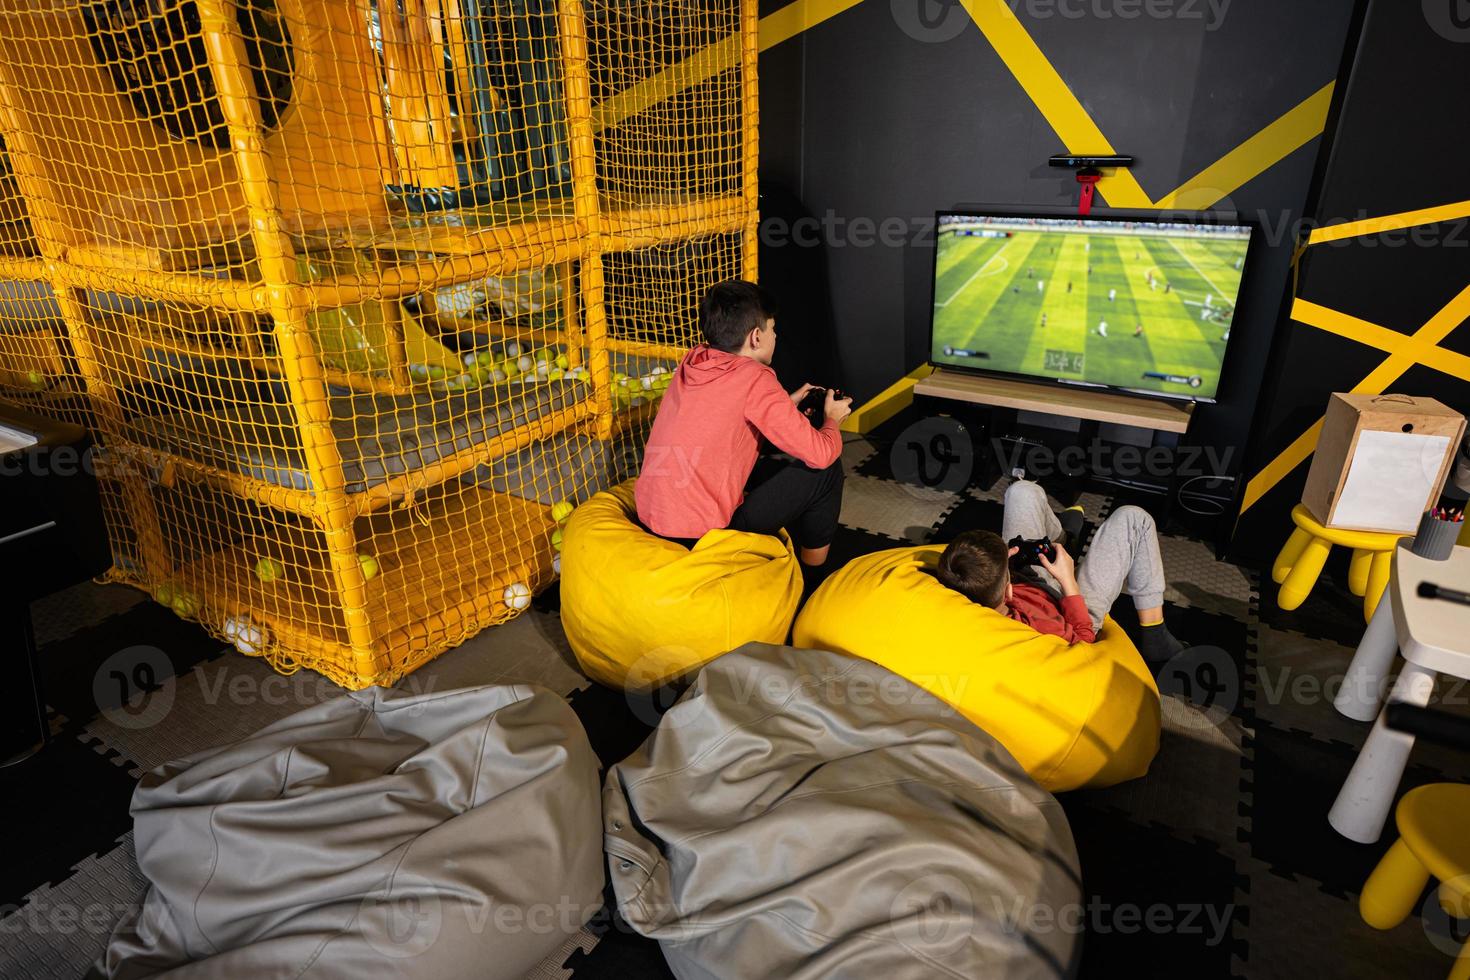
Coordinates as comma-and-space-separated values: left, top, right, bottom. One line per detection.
953, 229, 1012, 239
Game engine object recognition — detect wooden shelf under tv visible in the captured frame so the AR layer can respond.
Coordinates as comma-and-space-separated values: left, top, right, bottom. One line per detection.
914, 369, 1194, 434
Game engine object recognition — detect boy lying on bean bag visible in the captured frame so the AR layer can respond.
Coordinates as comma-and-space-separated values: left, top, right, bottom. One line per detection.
794, 537, 1161, 792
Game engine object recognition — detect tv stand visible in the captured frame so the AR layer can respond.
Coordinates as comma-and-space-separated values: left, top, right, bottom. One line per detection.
914, 369, 1194, 434
914, 368, 1226, 545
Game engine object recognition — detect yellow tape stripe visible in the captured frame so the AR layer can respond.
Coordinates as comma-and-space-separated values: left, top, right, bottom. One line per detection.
1154, 83, 1335, 211
841, 363, 935, 434
1417, 342, 1470, 380
1307, 199, 1470, 246
1239, 418, 1323, 516
591, 0, 866, 134
958, 0, 1152, 208
760, 0, 868, 50
1240, 283, 1470, 514
1289, 297, 1403, 351
591, 37, 738, 134
1293, 295, 1470, 397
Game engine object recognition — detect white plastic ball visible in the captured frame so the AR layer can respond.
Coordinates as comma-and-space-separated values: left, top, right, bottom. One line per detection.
223, 615, 264, 655
503, 582, 532, 611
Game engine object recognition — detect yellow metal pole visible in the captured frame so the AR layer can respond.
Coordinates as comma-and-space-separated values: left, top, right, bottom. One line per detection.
0, 87, 171, 585
740, 0, 760, 282
383, 301, 412, 390
51, 199, 747, 312
196, 0, 378, 673
55, 284, 174, 581
560, 261, 585, 368
558, 0, 613, 441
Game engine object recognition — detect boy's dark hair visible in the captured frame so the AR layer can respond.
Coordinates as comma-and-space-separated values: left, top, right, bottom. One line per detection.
936, 530, 1010, 608
700, 279, 776, 353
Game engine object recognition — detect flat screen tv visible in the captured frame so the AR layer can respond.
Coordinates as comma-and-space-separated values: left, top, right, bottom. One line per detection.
929, 209, 1253, 402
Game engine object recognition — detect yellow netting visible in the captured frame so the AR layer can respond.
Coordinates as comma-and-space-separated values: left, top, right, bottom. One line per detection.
0, 0, 756, 688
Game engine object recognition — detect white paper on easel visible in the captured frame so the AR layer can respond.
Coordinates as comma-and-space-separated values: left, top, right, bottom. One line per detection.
1332, 430, 1452, 531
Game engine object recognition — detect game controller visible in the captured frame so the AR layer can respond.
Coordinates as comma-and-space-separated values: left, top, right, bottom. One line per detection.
798, 386, 848, 427
1007, 535, 1057, 566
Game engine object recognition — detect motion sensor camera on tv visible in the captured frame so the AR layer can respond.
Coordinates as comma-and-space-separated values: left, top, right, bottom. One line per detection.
1048, 154, 1135, 170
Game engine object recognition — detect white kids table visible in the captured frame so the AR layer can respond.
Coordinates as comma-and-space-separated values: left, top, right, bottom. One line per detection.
1329, 542, 1470, 843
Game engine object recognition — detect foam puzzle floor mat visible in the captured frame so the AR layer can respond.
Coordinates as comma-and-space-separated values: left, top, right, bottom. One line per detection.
3, 408, 1468, 979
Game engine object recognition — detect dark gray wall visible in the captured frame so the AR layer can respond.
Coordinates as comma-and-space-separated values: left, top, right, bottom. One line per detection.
758, 0, 1358, 482
1233, 0, 1470, 559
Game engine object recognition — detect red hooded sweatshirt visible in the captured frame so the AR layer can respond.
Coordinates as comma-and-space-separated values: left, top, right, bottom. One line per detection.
635, 345, 843, 539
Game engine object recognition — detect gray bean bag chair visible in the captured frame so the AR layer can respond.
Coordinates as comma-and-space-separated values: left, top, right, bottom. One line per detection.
98, 685, 604, 979
604, 644, 1082, 979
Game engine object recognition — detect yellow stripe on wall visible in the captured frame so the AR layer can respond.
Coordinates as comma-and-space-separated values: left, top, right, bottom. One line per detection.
1307, 199, 1470, 246
760, 0, 869, 50
1239, 418, 1323, 515
591, 37, 738, 134
1154, 83, 1335, 211
958, 0, 1153, 209
1239, 283, 1470, 514
591, 0, 867, 134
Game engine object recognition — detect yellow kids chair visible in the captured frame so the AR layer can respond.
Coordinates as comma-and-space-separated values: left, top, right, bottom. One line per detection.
1359, 782, 1470, 979
1273, 503, 1402, 621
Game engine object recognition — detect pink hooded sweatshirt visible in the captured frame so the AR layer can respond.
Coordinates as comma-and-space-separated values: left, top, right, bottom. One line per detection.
635, 345, 843, 539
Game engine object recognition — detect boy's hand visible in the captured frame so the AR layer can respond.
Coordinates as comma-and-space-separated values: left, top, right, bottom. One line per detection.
789, 383, 817, 405
1038, 543, 1080, 595
824, 389, 854, 426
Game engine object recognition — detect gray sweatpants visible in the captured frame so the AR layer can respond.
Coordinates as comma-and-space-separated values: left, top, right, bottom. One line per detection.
1001, 480, 1167, 630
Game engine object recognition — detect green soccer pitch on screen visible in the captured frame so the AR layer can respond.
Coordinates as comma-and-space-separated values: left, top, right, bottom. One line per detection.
929, 212, 1252, 402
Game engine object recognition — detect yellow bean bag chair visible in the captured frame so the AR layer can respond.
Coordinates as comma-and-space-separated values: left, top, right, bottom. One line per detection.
561, 480, 803, 692
792, 546, 1160, 792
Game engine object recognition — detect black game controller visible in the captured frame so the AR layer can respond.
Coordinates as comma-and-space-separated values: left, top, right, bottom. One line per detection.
1008, 535, 1057, 566
798, 387, 847, 427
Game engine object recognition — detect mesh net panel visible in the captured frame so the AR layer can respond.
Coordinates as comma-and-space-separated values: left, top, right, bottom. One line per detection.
0, 0, 756, 688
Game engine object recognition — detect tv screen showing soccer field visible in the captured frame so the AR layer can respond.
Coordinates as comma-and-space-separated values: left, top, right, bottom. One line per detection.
930, 213, 1252, 401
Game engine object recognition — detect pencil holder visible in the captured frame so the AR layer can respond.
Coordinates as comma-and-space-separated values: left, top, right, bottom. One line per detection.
1410, 509, 1460, 560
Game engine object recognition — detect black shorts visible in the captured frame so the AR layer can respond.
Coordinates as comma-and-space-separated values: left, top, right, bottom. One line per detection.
642, 455, 845, 551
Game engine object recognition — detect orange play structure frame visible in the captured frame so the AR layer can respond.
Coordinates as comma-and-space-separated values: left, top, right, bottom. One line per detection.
0, 0, 756, 687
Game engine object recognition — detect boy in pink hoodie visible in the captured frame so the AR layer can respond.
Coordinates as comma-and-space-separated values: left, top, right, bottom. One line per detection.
636, 280, 853, 566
